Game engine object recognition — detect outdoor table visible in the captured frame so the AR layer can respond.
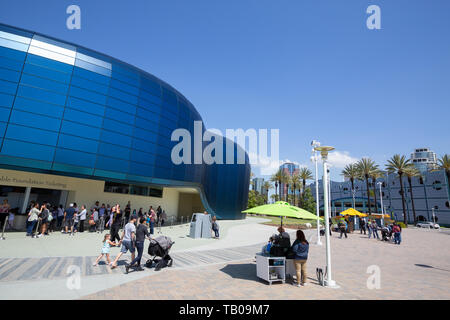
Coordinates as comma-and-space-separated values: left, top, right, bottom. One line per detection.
256, 253, 285, 285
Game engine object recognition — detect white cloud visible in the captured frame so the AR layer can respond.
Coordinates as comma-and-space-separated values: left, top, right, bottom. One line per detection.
324, 151, 359, 168
251, 155, 308, 177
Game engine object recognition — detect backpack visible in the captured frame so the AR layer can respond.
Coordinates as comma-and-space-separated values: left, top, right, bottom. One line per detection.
269, 245, 285, 257
393, 225, 400, 233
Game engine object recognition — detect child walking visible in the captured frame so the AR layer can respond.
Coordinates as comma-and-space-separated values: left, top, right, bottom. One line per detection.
93, 234, 118, 266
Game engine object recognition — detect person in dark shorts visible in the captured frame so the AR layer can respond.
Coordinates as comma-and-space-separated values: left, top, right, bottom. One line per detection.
64, 203, 76, 235
111, 215, 136, 269
38, 203, 50, 237
126, 216, 150, 273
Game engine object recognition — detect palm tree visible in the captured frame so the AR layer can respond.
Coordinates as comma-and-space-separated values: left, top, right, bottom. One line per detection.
271, 169, 287, 202
262, 181, 272, 204
403, 165, 420, 224
386, 154, 410, 225
291, 173, 301, 206
438, 154, 450, 195
342, 163, 359, 207
285, 178, 290, 203
370, 170, 384, 213
250, 171, 255, 190
299, 168, 313, 206
356, 158, 378, 214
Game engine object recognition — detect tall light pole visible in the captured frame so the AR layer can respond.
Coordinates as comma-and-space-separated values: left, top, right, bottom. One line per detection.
314, 145, 339, 288
311, 140, 322, 246
377, 181, 384, 226
432, 207, 436, 224
327, 169, 332, 217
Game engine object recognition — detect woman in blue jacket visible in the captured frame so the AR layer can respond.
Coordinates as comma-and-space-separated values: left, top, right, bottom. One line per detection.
291, 229, 309, 287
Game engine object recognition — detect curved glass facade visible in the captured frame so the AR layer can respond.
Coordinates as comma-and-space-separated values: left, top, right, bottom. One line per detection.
0, 23, 250, 219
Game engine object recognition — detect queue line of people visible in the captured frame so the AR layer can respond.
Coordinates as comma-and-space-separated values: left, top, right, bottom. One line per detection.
23, 199, 167, 238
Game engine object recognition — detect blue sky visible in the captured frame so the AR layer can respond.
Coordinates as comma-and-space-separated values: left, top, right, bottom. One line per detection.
0, 0, 449, 181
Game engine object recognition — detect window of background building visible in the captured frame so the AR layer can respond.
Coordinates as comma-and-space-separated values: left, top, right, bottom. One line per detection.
0, 186, 26, 196
149, 187, 163, 198
130, 185, 148, 196
104, 182, 129, 194
104, 181, 163, 198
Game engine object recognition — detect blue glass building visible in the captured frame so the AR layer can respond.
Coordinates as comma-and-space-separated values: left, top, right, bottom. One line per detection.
0, 23, 250, 220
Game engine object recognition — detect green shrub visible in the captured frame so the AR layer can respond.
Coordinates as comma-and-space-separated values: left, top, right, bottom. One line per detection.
396, 222, 407, 228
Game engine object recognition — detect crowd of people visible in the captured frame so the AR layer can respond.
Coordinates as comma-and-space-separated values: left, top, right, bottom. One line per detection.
359, 216, 402, 244
329, 215, 403, 245
22, 199, 168, 238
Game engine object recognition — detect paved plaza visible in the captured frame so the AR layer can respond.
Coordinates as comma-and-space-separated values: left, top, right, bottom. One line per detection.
82, 228, 450, 300
0, 218, 449, 300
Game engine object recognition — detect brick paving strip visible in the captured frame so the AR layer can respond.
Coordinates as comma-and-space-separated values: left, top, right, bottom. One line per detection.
0, 242, 267, 282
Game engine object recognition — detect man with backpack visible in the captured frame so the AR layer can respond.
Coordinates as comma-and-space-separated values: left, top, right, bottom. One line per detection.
339, 219, 348, 239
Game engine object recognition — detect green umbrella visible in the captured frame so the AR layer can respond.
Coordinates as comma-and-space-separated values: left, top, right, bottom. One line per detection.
243, 201, 322, 226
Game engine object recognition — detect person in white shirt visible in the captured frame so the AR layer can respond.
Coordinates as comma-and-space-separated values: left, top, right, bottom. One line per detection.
110, 215, 136, 269
78, 205, 87, 233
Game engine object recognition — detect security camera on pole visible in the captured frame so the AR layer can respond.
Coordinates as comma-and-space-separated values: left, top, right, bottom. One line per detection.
314, 144, 339, 288
311, 140, 322, 246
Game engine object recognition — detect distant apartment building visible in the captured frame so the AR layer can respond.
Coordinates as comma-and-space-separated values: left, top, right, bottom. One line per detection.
279, 162, 300, 200
308, 169, 450, 226
252, 177, 265, 194
411, 148, 437, 173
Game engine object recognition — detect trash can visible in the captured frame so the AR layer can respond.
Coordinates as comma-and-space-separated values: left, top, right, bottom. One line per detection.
189, 213, 212, 239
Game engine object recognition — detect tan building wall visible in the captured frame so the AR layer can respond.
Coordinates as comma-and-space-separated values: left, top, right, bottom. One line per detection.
0, 168, 201, 221
178, 192, 205, 220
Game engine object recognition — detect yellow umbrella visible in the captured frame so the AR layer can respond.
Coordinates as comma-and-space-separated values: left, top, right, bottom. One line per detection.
339, 208, 365, 217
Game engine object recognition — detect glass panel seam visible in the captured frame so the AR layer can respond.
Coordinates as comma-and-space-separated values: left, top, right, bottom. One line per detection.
0, 47, 27, 152
50, 60, 75, 169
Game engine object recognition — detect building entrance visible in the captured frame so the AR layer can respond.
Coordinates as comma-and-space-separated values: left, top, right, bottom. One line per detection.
0, 185, 69, 214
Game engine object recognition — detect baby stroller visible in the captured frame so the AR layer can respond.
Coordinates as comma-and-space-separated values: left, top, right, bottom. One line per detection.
145, 235, 174, 271
381, 226, 392, 241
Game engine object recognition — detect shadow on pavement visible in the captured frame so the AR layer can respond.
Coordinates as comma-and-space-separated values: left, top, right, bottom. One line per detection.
219, 263, 259, 281
415, 264, 450, 272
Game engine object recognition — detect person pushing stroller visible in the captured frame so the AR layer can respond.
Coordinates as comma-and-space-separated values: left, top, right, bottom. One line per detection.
126, 216, 151, 273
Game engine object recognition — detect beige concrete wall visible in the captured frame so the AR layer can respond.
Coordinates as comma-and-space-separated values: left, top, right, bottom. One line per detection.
178, 192, 205, 219
0, 168, 180, 217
